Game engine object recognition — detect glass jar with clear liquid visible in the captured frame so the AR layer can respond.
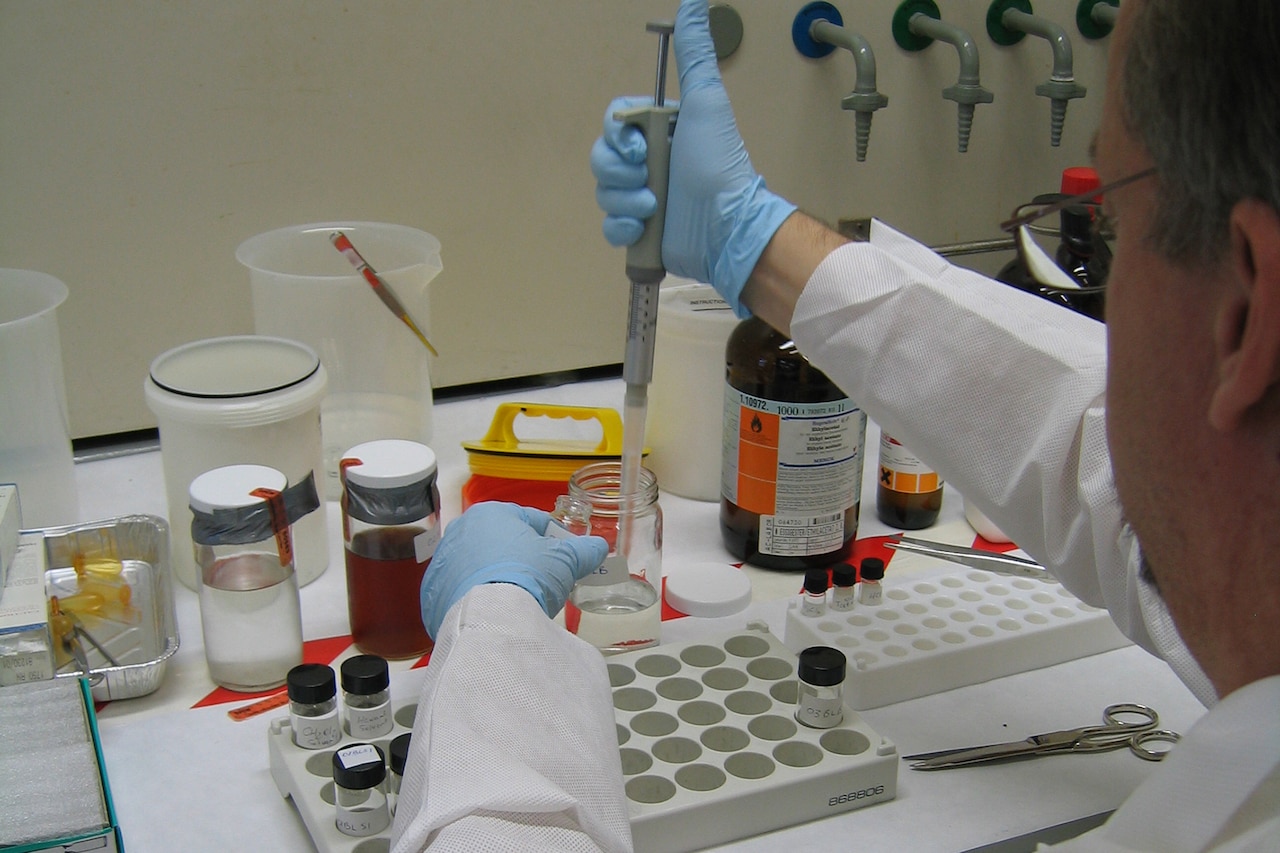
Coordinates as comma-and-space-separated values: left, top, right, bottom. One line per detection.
189, 464, 303, 691
560, 461, 662, 653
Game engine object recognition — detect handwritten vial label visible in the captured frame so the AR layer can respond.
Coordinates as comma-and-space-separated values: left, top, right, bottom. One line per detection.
291, 706, 341, 749
346, 701, 392, 738
335, 796, 389, 837
858, 582, 883, 606
831, 587, 857, 612
796, 687, 844, 729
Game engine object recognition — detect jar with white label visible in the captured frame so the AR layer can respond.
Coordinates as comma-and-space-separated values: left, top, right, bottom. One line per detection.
721, 316, 867, 569
340, 440, 441, 659
340, 654, 392, 739
332, 742, 390, 837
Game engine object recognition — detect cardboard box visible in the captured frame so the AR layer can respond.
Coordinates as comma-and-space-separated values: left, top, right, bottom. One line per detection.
0, 677, 122, 852
0, 532, 53, 686
0, 484, 19, 589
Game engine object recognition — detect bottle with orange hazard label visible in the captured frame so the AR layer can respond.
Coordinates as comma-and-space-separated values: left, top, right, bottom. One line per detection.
720, 316, 867, 570
876, 433, 943, 530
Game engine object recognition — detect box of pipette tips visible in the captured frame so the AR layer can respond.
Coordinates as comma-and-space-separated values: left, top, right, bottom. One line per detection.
0, 676, 122, 852
0, 532, 54, 687
0, 484, 20, 589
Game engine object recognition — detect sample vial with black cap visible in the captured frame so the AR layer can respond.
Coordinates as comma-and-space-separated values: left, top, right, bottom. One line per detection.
801, 568, 828, 617
858, 557, 885, 606
389, 732, 412, 816
795, 646, 846, 729
287, 663, 342, 749
332, 742, 390, 837
340, 654, 392, 739
830, 563, 858, 612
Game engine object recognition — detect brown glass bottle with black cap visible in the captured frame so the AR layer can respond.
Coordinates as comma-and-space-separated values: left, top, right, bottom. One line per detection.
720, 316, 867, 570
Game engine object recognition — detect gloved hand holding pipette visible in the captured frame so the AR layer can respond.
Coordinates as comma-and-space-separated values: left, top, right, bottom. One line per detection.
418, 502, 608, 638
590, 0, 796, 317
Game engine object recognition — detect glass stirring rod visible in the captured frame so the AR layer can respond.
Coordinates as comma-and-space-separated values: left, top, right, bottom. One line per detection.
615, 21, 678, 555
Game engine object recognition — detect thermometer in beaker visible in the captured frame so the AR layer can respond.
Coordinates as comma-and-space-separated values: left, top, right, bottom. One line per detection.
616, 21, 678, 552
330, 231, 438, 357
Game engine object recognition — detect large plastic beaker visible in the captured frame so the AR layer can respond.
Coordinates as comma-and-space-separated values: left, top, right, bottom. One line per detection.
145, 336, 329, 590
236, 222, 441, 494
0, 269, 78, 527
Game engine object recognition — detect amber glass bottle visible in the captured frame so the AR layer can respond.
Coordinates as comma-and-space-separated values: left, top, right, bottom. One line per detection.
876, 433, 943, 530
720, 316, 867, 570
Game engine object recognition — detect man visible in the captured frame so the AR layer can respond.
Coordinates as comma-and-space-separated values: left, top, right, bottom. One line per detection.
392, 1, 1279, 849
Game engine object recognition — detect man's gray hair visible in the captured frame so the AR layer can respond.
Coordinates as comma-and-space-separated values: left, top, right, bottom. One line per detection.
1122, 1, 1280, 266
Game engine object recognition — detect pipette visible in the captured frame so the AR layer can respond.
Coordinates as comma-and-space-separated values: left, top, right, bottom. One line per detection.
616, 21, 678, 552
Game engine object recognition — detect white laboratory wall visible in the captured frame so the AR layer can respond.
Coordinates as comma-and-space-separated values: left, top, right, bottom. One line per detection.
0, 0, 1110, 438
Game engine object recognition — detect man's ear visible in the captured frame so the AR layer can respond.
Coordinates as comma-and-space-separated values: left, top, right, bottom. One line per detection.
1208, 199, 1280, 431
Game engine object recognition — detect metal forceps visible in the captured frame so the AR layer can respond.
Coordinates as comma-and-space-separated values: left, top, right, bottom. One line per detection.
884, 535, 1052, 581
904, 703, 1182, 770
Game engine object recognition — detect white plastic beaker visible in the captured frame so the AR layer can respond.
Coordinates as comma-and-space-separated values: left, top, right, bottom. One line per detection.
236, 222, 441, 493
0, 269, 78, 527
144, 335, 329, 590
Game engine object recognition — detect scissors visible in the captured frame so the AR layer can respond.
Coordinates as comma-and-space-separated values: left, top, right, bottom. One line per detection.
885, 535, 1052, 581
904, 703, 1182, 770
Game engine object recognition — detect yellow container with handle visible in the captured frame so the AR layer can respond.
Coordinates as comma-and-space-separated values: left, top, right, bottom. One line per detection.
461, 403, 643, 511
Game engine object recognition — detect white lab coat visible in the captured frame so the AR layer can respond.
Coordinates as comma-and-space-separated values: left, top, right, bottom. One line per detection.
392, 222, 1278, 850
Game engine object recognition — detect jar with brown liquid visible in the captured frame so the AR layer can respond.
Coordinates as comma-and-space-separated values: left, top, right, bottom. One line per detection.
721, 316, 867, 570
340, 440, 440, 659
876, 433, 943, 529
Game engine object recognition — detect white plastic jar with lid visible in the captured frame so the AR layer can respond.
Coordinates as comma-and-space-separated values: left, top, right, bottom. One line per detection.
648, 281, 740, 501
145, 335, 329, 590
189, 463, 303, 692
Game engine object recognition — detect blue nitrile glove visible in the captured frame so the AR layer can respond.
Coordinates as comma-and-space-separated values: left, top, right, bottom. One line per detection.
590, 0, 797, 317
419, 502, 609, 639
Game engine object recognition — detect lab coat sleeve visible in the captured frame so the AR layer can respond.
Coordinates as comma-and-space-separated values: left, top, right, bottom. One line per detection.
789, 220, 1214, 705
390, 583, 633, 853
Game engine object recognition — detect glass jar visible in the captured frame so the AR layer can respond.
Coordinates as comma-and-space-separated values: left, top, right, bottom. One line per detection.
287, 663, 342, 749
340, 440, 441, 659
332, 743, 390, 837
189, 464, 303, 691
562, 461, 663, 653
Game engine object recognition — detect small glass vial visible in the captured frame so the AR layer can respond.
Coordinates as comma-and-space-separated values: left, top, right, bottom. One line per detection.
795, 646, 846, 729
341, 654, 392, 739
830, 563, 857, 612
340, 440, 441, 660
287, 663, 342, 749
388, 732, 412, 816
189, 464, 303, 692
562, 461, 663, 654
332, 743, 390, 837
858, 557, 885, 606
876, 433, 943, 530
801, 568, 828, 617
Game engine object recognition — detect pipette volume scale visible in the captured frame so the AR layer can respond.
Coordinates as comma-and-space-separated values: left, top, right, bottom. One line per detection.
616, 21, 678, 552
